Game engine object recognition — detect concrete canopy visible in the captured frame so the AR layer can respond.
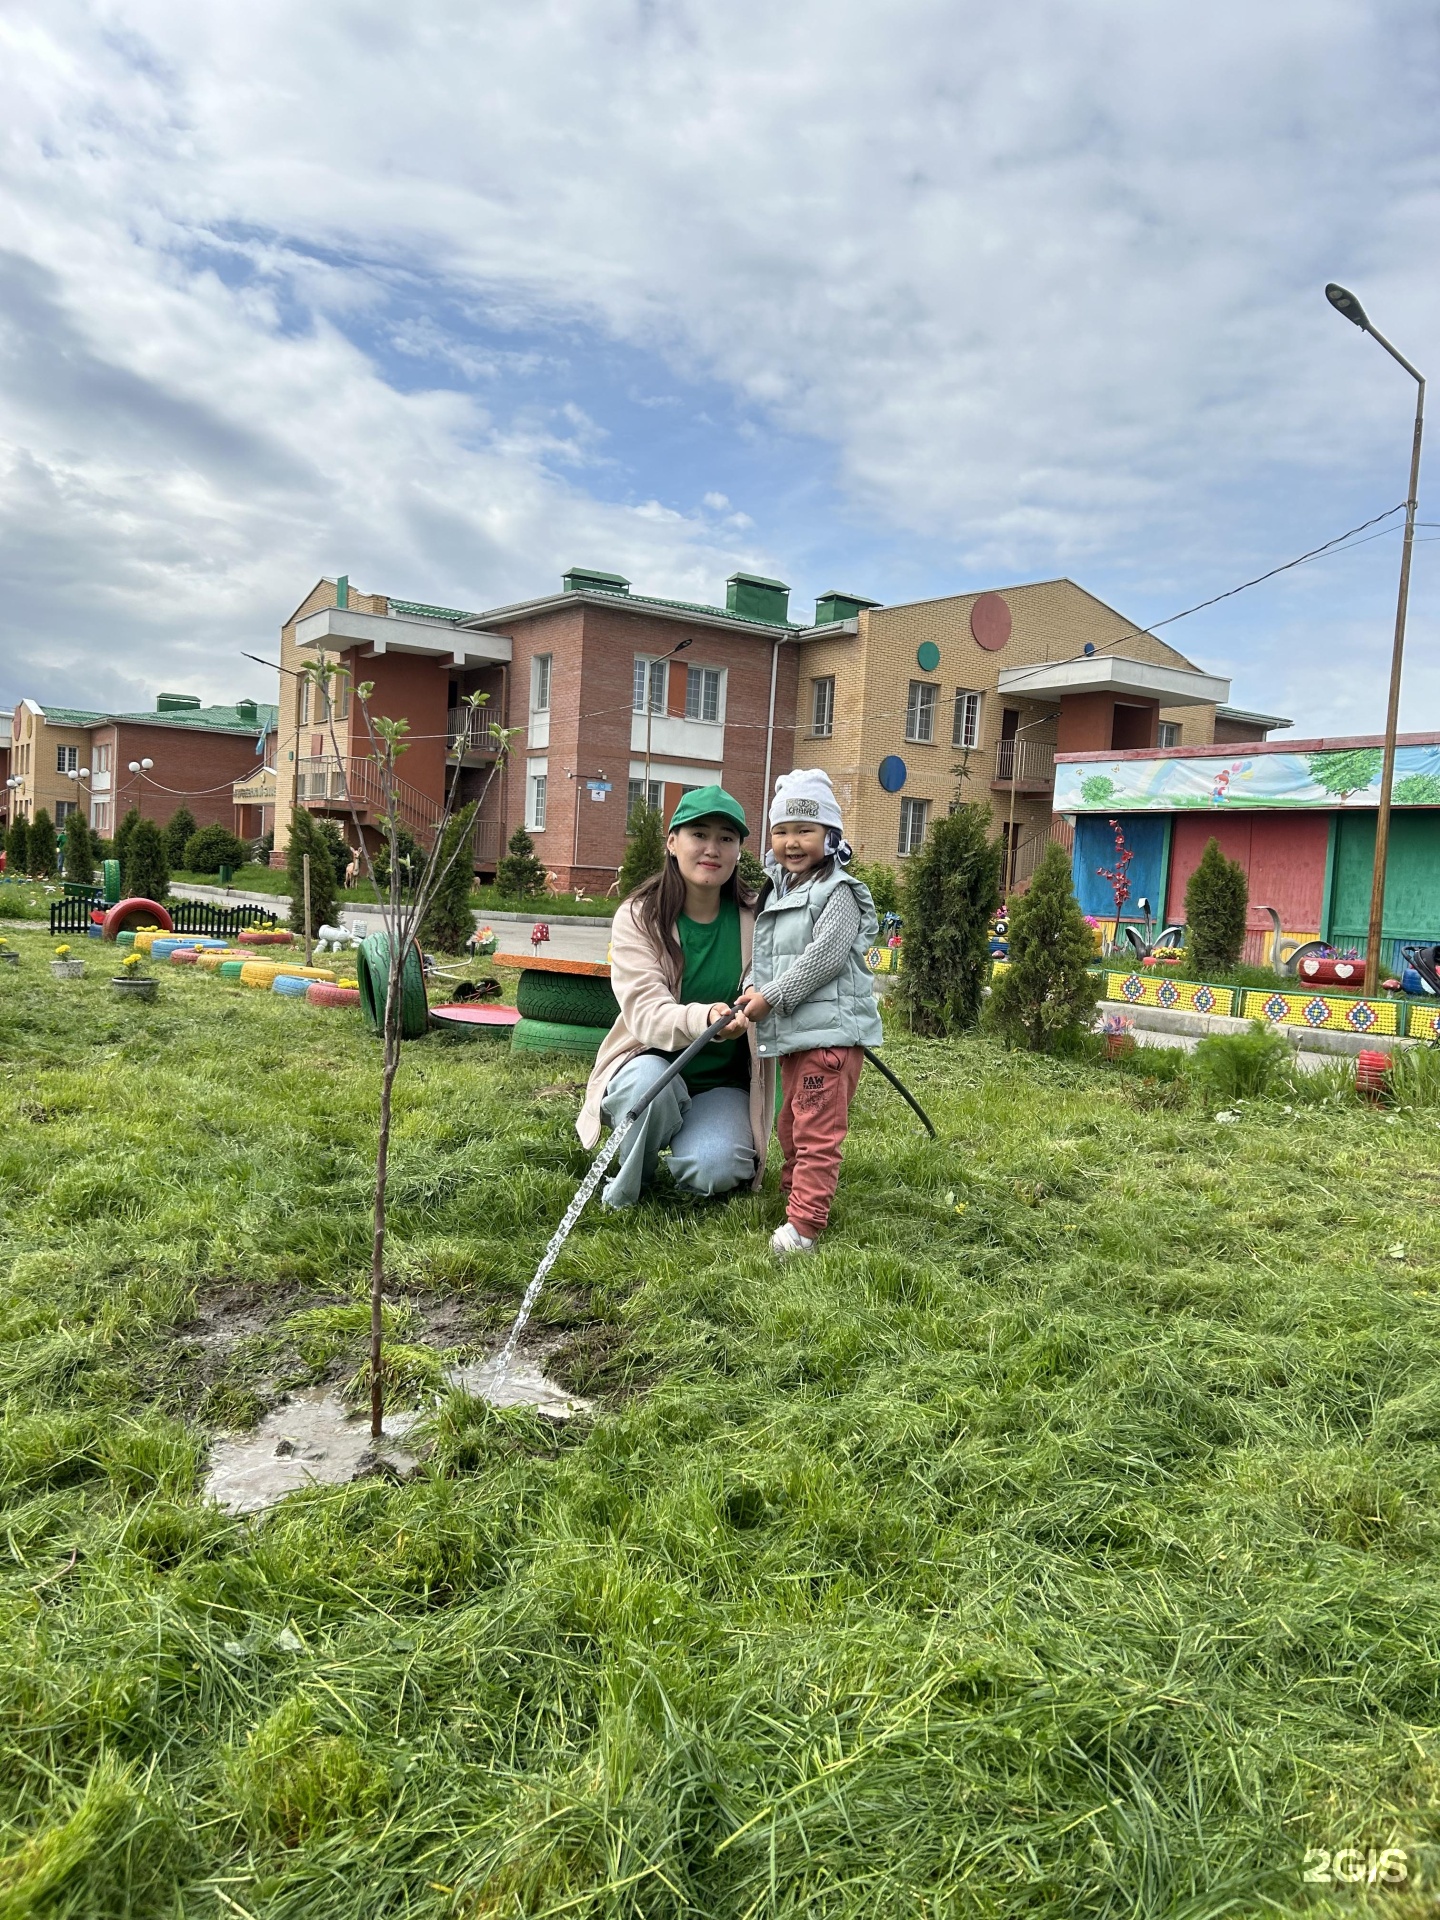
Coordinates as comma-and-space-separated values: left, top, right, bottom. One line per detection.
295, 606, 511, 670
996, 653, 1230, 708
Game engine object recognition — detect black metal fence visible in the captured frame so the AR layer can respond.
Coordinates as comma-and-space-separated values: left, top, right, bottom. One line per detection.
49, 898, 281, 937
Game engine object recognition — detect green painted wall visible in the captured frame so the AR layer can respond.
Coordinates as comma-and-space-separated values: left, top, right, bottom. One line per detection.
1327, 810, 1440, 958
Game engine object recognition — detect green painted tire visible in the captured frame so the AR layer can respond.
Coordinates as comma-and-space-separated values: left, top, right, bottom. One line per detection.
511, 1017, 611, 1059
356, 933, 429, 1039
102, 859, 122, 905
218, 960, 245, 979
515, 970, 619, 1027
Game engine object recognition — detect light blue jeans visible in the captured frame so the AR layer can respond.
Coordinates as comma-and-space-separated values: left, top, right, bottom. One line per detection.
599, 1052, 757, 1210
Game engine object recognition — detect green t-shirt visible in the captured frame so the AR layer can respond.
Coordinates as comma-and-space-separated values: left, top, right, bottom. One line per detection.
675, 900, 748, 1094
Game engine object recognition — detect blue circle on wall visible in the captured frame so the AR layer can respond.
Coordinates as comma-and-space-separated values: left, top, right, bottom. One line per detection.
878, 755, 908, 793
916, 641, 941, 672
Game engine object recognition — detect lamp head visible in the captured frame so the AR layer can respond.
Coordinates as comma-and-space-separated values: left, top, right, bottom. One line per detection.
1326, 283, 1370, 330
128, 761, 140, 773
141, 758, 153, 770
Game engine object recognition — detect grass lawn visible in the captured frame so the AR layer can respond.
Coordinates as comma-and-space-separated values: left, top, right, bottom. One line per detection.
3, 924, 1440, 1913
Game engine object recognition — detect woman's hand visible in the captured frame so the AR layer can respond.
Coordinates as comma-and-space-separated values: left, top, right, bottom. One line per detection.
735, 986, 771, 1022
708, 1001, 748, 1037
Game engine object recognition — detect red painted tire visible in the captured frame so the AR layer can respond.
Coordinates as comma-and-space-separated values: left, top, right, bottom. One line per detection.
237, 928, 293, 946
102, 898, 173, 940
170, 949, 199, 965
306, 983, 361, 1007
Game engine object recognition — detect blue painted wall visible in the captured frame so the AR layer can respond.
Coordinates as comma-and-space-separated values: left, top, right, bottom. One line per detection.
1072, 814, 1169, 920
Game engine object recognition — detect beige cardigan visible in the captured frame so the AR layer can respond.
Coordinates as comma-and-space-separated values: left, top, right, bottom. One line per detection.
577, 895, 774, 1186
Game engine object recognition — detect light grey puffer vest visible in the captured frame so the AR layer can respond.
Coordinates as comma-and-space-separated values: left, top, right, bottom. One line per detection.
752, 864, 884, 1057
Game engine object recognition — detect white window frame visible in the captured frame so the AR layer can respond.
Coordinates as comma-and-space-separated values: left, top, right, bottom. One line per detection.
1157, 721, 1180, 749
92, 800, 111, 834
952, 689, 981, 750
684, 665, 723, 725
55, 799, 76, 824
633, 656, 668, 715
532, 654, 552, 713
93, 744, 111, 775
897, 796, 930, 856
904, 681, 938, 745
56, 744, 78, 773
626, 777, 663, 816
811, 676, 835, 739
526, 770, 548, 833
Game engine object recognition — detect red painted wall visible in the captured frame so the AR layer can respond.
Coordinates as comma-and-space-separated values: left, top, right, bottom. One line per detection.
344, 652, 448, 806
1166, 812, 1330, 932
96, 722, 266, 835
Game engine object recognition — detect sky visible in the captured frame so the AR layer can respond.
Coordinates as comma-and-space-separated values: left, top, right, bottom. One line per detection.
1, 0, 1437, 734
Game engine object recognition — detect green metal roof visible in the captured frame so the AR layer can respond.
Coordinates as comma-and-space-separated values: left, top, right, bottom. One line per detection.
106, 702, 279, 734
387, 598, 476, 623
621, 590, 802, 631
37, 705, 106, 728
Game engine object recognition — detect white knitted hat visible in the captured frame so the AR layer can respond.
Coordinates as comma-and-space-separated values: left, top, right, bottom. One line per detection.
769, 767, 843, 831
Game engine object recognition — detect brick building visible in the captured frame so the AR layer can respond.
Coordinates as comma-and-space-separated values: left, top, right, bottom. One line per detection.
274, 569, 802, 892
7, 694, 276, 841
0, 713, 12, 826
790, 579, 1288, 884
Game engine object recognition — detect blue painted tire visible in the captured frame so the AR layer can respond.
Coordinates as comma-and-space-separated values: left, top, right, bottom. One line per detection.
272, 973, 311, 997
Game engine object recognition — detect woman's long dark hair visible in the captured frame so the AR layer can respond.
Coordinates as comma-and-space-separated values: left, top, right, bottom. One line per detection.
630, 845, 758, 977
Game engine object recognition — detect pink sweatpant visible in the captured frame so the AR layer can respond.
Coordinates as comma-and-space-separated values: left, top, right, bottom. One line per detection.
778, 1045, 865, 1240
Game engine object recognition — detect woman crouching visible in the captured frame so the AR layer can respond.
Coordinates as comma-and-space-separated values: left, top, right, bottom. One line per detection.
577, 787, 773, 1209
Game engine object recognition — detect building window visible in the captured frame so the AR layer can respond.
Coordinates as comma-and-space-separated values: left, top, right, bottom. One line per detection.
93, 744, 111, 775
526, 772, 548, 833
953, 690, 981, 750
56, 744, 78, 772
904, 682, 938, 744
627, 777, 663, 817
897, 797, 930, 856
633, 657, 667, 714
92, 801, 111, 833
297, 676, 310, 726
532, 654, 552, 712
811, 677, 835, 738
1157, 721, 1180, 749
55, 800, 76, 824
685, 665, 722, 724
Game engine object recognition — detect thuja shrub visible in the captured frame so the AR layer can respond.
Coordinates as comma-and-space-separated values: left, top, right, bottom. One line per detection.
1185, 837, 1248, 974
896, 802, 1002, 1035
122, 818, 170, 901
163, 807, 197, 868
182, 824, 248, 874
4, 814, 29, 876
64, 812, 95, 885
420, 803, 480, 953
618, 803, 665, 898
495, 825, 548, 899
988, 839, 1098, 1051
27, 808, 57, 879
285, 808, 337, 936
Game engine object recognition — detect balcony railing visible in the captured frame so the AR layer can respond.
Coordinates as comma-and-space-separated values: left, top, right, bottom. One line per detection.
992, 739, 1056, 787
447, 707, 501, 756
295, 755, 501, 867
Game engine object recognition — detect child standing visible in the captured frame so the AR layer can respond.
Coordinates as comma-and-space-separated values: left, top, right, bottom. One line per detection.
736, 769, 883, 1256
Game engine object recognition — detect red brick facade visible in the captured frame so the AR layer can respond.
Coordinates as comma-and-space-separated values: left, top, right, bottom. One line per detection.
91, 722, 268, 838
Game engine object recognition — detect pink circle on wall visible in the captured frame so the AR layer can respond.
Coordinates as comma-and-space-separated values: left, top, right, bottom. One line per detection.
970, 593, 1012, 651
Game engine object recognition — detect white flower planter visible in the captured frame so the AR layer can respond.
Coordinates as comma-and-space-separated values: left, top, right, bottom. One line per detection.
51, 960, 85, 979
111, 976, 157, 1001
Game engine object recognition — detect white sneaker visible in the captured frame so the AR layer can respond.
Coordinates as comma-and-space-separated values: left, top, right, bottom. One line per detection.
770, 1222, 816, 1257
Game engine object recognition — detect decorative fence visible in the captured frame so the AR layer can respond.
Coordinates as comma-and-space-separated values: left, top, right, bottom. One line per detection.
49, 898, 281, 937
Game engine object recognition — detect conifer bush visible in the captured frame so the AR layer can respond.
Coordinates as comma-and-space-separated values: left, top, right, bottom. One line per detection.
419, 803, 479, 952
852, 859, 902, 920
988, 840, 1098, 1051
284, 809, 337, 938
373, 824, 420, 894
1185, 837, 1248, 974
114, 807, 141, 874
163, 808, 197, 868
181, 825, 248, 875
495, 824, 548, 899
122, 818, 170, 901
27, 809, 56, 879
64, 812, 95, 885
4, 815, 29, 877
895, 801, 1002, 1035
617, 802, 665, 898
737, 846, 768, 896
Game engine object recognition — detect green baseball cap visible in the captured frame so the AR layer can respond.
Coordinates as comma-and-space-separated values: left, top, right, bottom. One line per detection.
667, 784, 749, 838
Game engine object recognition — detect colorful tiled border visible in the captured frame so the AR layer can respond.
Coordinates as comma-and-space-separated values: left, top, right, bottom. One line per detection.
1407, 1004, 1440, 1043
1240, 988, 1402, 1037
866, 945, 902, 974
1105, 972, 1237, 1017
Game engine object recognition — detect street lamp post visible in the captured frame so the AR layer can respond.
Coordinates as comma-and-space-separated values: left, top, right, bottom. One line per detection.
1326, 282, 1425, 980
127, 757, 155, 815
642, 638, 692, 817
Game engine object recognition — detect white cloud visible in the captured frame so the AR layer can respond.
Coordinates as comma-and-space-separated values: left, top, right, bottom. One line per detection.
0, 0, 1436, 729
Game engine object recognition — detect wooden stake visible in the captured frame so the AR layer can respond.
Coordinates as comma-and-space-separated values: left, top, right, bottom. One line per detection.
303, 852, 312, 965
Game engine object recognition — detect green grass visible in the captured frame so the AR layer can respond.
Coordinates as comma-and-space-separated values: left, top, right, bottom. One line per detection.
172, 865, 618, 918
3, 924, 1440, 1914
0, 879, 61, 921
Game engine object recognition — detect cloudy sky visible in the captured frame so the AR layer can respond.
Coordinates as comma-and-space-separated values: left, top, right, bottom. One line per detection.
1, 0, 1437, 731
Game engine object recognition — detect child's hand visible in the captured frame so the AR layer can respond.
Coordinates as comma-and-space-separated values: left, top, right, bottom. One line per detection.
736, 987, 771, 1022
708, 1001, 748, 1036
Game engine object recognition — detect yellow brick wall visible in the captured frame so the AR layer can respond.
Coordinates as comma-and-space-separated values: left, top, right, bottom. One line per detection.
273, 581, 388, 856
792, 579, 1218, 870
7, 705, 97, 831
